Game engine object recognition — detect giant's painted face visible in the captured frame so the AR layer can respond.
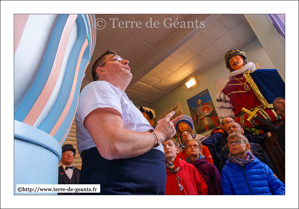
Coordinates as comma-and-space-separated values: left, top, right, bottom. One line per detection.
177, 121, 190, 133
228, 55, 244, 71
141, 112, 155, 127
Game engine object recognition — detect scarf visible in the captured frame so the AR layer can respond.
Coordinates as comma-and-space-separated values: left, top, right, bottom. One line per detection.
228, 152, 255, 168
185, 155, 204, 163
166, 156, 181, 173
178, 141, 185, 150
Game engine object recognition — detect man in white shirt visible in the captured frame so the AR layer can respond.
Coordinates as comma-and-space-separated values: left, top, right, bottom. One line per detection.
76, 50, 180, 195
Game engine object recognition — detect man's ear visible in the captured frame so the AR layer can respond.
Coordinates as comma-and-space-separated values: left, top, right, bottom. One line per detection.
96, 66, 106, 76
241, 128, 244, 134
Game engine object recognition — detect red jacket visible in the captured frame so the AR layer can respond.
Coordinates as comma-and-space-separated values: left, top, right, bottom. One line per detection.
165, 156, 208, 195
177, 146, 214, 164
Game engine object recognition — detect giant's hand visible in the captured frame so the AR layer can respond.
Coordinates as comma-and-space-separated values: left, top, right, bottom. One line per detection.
154, 111, 181, 143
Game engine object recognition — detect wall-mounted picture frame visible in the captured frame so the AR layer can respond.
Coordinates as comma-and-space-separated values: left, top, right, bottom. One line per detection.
187, 89, 220, 134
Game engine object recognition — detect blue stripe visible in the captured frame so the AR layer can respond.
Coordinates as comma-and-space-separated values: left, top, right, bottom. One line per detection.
85, 14, 96, 56
59, 126, 71, 145
14, 14, 69, 122
81, 14, 90, 38
52, 15, 91, 142
38, 15, 86, 136
55, 44, 90, 142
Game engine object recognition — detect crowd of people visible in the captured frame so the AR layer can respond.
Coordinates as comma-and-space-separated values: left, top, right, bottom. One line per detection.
59, 48, 285, 195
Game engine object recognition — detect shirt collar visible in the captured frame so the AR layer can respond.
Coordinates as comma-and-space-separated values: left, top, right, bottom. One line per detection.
62, 164, 73, 170
228, 62, 256, 79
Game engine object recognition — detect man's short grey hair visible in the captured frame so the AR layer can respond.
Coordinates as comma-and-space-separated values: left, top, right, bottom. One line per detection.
231, 122, 242, 129
221, 117, 235, 126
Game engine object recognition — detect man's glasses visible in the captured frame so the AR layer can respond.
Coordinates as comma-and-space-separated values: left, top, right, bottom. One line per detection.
100, 55, 123, 67
62, 152, 74, 156
187, 144, 199, 149
228, 140, 243, 146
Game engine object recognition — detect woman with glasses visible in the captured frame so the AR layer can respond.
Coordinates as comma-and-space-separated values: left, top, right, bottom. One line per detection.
221, 133, 285, 195
178, 130, 213, 164
185, 139, 222, 195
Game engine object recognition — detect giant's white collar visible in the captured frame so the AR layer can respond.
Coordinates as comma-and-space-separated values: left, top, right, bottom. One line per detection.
228, 62, 256, 80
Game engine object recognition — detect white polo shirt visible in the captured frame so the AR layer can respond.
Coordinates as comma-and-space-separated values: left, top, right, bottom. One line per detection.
75, 81, 163, 154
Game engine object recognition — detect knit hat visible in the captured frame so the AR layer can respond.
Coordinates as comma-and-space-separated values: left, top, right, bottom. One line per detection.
175, 115, 194, 131
62, 144, 76, 156
224, 48, 247, 69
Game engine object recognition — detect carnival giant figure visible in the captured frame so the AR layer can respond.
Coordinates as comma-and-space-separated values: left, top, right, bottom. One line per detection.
216, 49, 285, 129
216, 49, 285, 183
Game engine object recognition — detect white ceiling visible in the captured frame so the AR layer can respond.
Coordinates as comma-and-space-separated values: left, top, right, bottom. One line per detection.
82, 14, 256, 107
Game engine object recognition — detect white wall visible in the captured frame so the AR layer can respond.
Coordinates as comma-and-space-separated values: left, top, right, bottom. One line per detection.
245, 14, 285, 80
150, 38, 276, 136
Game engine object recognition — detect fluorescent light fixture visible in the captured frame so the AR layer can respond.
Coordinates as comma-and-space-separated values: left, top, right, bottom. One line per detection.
185, 78, 197, 89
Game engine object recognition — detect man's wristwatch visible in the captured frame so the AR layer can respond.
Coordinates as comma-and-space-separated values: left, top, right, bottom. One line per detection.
149, 129, 159, 148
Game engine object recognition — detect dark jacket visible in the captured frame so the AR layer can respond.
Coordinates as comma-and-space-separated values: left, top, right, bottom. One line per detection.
244, 131, 269, 144
201, 128, 227, 170
219, 142, 276, 174
275, 121, 285, 154
202, 127, 269, 171
187, 157, 222, 195
58, 165, 81, 184
58, 165, 81, 195
221, 157, 285, 195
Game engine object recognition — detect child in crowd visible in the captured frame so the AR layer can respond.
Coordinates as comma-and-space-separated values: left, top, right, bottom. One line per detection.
175, 115, 206, 149
178, 130, 213, 164
219, 122, 276, 174
162, 138, 208, 195
185, 139, 222, 195
221, 133, 285, 195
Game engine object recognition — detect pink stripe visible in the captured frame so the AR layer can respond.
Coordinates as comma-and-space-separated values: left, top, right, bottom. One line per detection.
14, 14, 29, 53
23, 15, 78, 126
50, 39, 89, 137
59, 121, 73, 145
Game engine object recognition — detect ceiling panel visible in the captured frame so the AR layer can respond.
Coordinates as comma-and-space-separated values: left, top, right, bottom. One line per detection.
82, 14, 257, 107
